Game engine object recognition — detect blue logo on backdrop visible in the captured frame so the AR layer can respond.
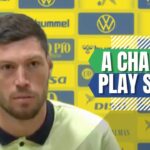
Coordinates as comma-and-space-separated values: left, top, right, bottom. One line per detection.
19, 0, 74, 8
97, 14, 116, 33
138, 143, 150, 150
38, 0, 55, 7
139, 0, 150, 9
48, 39, 74, 61
48, 91, 74, 104
78, 65, 94, 87
79, 13, 134, 35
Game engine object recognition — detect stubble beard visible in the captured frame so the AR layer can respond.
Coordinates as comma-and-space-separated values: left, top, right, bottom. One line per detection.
0, 87, 48, 120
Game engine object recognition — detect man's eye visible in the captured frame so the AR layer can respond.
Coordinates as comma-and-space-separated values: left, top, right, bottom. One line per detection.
0, 64, 14, 70
29, 61, 40, 68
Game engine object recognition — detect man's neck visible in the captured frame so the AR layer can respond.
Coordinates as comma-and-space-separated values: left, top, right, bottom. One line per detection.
0, 102, 47, 137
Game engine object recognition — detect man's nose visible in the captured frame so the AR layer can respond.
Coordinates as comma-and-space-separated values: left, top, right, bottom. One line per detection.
14, 67, 30, 88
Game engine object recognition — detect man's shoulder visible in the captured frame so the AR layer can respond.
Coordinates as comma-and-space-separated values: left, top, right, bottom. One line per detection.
45, 100, 113, 150
44, 101, 119, 150
49, 100, 109, 134
50, 100, 102, 123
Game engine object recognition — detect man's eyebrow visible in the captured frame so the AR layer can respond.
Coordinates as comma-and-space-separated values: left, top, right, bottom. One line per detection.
0, 56, 45, 64
0, 60, 15, 64
26, 55, 45, 61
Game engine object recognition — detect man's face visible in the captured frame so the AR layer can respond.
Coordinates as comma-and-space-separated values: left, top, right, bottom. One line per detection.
0, 37, 51, 120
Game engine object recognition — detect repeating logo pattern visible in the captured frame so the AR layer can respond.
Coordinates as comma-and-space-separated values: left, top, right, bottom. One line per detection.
138, 143, 150, 150
139, 0, 150, 8
38, 0, 55, 7
78, 65, 94, 86
48, 39, 74, 60
97, 0, 117, 6
97, 14, 116, 33
19, 0, 74, 8
47, 91, 74, 104
79, 13, 134, 34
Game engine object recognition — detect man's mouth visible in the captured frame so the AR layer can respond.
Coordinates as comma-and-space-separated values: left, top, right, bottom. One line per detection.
12, 95, 35, 104
13, 96, 33, 99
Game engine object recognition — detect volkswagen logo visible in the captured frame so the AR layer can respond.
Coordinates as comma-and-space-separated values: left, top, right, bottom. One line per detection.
97, 14, 116, 33
38, 0, 55, 7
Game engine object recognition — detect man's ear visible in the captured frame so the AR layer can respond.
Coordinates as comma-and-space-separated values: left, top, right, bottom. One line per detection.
47, 55, 53, 71
49, 59, 53, 70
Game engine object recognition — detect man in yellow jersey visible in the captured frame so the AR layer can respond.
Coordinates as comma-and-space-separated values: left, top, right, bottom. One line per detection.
0, 13, 120, 150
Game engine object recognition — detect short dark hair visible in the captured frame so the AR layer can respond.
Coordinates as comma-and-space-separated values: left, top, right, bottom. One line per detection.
0, 13, 48, 55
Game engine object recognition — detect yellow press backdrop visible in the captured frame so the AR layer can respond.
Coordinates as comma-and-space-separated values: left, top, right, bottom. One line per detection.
0, 0, 150, 149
